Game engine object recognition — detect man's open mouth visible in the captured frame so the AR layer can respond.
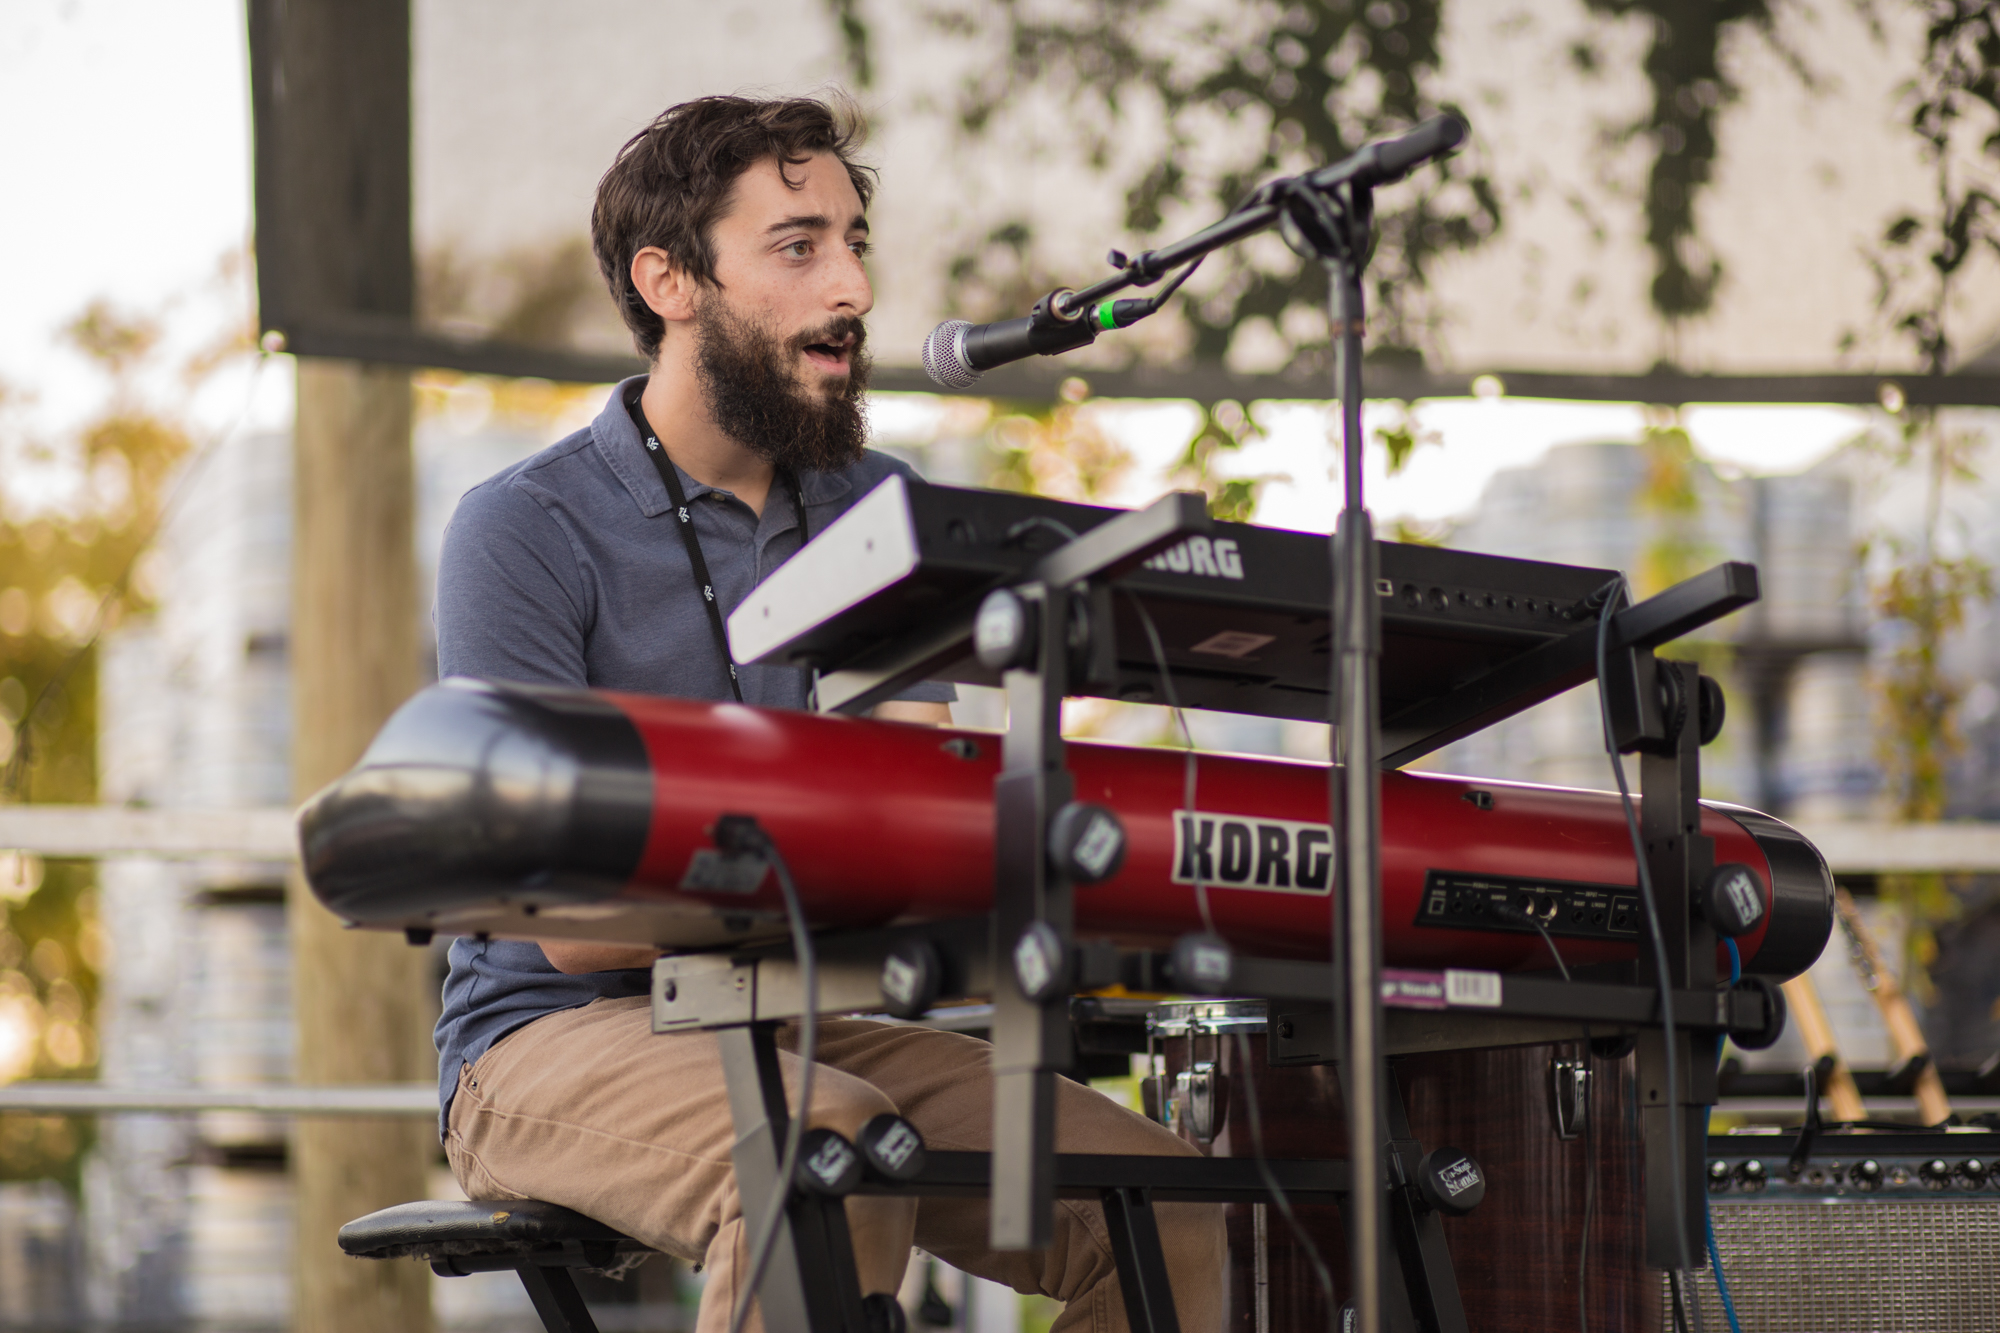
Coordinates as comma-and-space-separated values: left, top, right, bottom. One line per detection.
801, 332, 858, 373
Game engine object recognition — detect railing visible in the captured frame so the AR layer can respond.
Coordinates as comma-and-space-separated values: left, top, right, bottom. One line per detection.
3, 805, 1993, 1119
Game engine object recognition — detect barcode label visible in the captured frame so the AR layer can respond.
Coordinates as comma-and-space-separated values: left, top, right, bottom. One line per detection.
1445, 969, 1502, 1008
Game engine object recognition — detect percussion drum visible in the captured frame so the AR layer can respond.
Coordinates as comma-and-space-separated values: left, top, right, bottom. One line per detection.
1148, 1001, 1657, 1333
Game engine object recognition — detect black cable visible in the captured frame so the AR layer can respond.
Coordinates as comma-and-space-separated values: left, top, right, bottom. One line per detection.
1137, 257, 1204, 315
1495, 902, 1596, 1333
1127, 591, 1216, 936
1127, 588, 1335, 1327
1669, 1269, 1691, 1333
1593, 576, 1692, 1273
1234, 1029, 1340, 1330
726, 827, 819, 1333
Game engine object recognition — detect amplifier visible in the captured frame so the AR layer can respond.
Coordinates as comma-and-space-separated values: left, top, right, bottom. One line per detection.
1664, 1132, 2000, 1331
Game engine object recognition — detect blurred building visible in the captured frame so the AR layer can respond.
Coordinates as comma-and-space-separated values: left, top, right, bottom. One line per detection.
84, 405, 583, 1331
1433, 439, 1870, 809
1431, 425, 2000, 1075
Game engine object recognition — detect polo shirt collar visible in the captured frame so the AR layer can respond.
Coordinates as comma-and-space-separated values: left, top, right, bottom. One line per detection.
591, 376, 854, 518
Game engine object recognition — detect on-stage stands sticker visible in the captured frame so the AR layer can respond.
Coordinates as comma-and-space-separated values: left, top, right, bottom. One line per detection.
1379, 968, 1505, 1010
1171, 813, 1332, 894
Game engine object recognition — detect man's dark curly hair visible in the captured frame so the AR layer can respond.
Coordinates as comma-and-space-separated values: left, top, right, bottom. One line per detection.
592, 94, 875, 361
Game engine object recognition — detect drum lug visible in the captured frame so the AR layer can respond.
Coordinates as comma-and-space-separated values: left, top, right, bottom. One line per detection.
1549, 1057, 1591, 1141
1174, 1061, 1231, 1143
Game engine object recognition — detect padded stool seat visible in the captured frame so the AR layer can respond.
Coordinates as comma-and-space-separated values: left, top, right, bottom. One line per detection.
341, 1199, 657, 1333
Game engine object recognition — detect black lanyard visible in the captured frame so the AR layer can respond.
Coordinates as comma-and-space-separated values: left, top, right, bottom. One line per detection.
624, 391, 808, 704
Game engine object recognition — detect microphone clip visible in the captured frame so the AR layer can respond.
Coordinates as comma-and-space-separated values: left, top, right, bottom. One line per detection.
1024, 287, 1100, 358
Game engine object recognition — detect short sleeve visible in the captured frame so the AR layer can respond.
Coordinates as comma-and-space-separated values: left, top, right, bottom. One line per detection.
436, 480, 593, 687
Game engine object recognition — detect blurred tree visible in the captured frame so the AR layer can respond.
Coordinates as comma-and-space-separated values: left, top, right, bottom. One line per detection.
0, 290, 248, 1183
983, 380, 1133, 501
418, 236, 621, 352
1575, 0, 1799, 350
1170, 399, 1281, 522
1856, 1, 2000, 1004
923, 0, 1501, 371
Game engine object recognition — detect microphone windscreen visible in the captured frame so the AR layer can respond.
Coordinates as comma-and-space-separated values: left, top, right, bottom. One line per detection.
922, 320, 980, 389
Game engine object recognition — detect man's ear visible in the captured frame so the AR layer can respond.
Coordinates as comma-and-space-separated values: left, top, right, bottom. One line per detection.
631, 247, 700, 326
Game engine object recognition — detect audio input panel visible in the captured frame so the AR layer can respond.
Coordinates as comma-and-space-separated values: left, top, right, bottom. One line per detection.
1418, 870, 1638, 943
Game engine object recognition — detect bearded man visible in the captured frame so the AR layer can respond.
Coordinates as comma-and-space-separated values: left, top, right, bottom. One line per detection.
431, 94, 1222, 1333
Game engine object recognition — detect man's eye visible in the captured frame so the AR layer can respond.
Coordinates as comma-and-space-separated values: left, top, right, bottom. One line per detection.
782, 240, 811, 258
850, 241, 871, 258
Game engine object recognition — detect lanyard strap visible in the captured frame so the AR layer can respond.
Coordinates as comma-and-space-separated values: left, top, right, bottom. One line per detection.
625, 392, 808, 703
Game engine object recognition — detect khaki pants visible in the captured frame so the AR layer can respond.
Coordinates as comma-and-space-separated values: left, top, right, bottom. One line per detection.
445, 997, 1225, 1332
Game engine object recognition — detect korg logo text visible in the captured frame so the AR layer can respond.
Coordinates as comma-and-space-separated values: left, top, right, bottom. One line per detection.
1172, 813, 1332, 894
1143, 536, 1244, 580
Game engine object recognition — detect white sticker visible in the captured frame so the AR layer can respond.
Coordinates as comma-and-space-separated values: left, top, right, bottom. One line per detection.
1445, 969, 1502, 1008
1074, 813, 1124, 878
1014, 933, 1053, 996
872, 1120, 922, 1170
882, 955, 920, 1007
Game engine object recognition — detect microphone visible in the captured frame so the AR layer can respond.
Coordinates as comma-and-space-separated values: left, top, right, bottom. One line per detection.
920, 292, 1112, 390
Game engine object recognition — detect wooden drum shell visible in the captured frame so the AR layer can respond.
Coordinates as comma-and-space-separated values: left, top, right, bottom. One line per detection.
1154, 1010, 1658, 1332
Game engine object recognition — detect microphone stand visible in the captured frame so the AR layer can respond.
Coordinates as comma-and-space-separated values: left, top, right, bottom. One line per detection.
1285, 177, 1391, 1333
1002, 117, 1461, 1333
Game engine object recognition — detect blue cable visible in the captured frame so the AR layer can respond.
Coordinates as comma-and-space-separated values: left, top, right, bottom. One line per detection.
1706, 1196, 1743, 1333
1706, 936, 1744, 1333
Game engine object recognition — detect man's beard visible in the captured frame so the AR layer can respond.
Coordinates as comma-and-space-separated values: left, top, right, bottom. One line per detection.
691, 294, 871, 475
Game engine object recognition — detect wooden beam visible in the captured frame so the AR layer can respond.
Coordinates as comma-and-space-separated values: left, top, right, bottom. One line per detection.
1790, 821, 2000, 874
272, 314, 2000, 408
0, 1083, 434, 1115
0, 806, 295, 859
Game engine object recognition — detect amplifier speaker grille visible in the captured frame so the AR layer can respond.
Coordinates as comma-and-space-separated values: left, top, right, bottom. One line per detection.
1661, 1201, 2000, 1331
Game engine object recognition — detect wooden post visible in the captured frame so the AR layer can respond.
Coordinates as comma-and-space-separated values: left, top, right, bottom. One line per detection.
288, 357, 434, 1332
247, 0, 430, 1320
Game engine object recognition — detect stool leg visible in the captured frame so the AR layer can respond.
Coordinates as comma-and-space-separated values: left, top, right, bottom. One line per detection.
514, 1262, 601, 1333
1099, 1186, 1181, 1333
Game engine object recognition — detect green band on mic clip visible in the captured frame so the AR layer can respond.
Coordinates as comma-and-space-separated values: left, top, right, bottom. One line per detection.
1095, 303, 1117, 331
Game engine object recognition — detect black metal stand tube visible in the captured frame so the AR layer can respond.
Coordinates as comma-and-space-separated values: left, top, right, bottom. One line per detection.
717, 1022, 869, 1332
513, 1263, 601, 1333
1636, 660, 1719, 1271
989, 590, 1075, 1251
1099, 1187, 1185, 1333
1330, 233, 1389, 1333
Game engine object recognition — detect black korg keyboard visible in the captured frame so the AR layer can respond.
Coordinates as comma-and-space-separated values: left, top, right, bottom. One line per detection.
729, 478, 1636, 766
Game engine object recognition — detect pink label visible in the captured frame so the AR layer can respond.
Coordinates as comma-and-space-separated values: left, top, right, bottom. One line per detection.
1381, 969, 1448, 1010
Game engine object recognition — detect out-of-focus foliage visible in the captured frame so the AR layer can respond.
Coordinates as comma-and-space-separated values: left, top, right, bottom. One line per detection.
1575, 0, 1795, 338
1857, 0, 2000, 377
1372, 399, 1436, 476
411, 371, 603, 433
419, 237, 622, 352
1171, 399, 1280, 522
1857, 3, 2000, 995
983, 380, 1134, 501
1634, 422, 1713, 598
926, 0, 1501, 369
0, 285, 248, 1183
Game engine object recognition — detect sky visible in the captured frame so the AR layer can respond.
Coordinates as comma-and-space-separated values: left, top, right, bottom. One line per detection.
0, 0, 1875, 532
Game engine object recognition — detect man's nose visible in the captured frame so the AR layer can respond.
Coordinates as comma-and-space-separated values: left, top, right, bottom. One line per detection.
828, 244, 873, 318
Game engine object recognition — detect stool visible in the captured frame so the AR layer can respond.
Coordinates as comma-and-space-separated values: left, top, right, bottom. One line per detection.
339, 1198, 657, 1333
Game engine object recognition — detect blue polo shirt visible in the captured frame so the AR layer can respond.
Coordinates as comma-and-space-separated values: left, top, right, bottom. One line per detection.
430, 376, 954, 1133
